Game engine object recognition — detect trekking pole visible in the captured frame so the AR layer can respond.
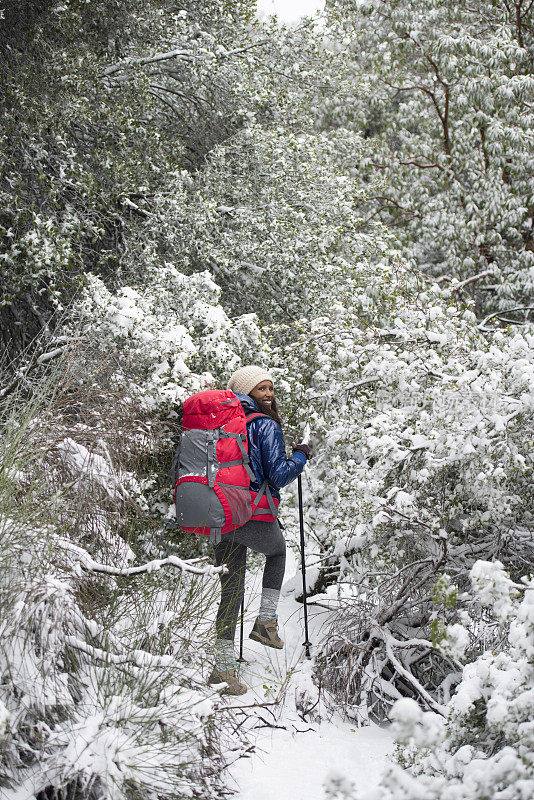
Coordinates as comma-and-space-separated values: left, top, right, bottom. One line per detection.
237, 549, 246, 663
298, 473, 312, 658
237, 595, 245, 663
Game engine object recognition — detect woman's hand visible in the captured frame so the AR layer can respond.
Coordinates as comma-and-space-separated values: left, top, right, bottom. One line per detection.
291, 443, 311, 460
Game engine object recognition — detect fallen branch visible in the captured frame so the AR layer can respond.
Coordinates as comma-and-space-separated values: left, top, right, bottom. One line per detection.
380, 630, 435, 650
376, 562, 442, 627
375, 628, 447, 716
215, 701, 279, 712
119, 197, 152, 219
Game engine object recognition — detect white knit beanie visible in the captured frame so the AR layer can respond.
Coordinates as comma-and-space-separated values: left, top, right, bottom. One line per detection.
226, 365, 274, 397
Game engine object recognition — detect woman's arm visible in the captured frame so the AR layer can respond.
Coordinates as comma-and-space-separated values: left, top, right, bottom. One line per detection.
257, 418, 306, 489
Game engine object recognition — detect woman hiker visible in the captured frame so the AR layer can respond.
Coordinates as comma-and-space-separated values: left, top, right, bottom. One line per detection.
209, 365, 310, 695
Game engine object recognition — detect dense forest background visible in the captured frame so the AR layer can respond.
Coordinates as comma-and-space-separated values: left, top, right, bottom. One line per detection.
0, 1, 533, 798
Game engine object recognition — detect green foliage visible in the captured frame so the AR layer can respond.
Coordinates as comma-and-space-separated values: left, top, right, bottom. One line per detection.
0, 2, 168, 352
429, 619, 447, 649
157, 124, 377, 323
432, 574, 459, 608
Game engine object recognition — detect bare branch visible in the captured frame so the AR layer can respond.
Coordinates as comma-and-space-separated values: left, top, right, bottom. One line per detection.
397, 159, 447, 172
448, 270, 494, 293
381, 505, 435, 532
376, 628, 447, 715
0, 345, 68, 401
479, 306, 534, 331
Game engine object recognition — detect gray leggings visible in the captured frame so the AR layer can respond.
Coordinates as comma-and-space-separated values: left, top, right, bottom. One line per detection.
213, 519, 286, 641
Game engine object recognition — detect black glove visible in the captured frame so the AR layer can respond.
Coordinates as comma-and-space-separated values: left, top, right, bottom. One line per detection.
292, 443, 311, 460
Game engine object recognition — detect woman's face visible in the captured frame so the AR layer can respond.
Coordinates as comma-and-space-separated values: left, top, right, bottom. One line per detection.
250, 380, 275, 409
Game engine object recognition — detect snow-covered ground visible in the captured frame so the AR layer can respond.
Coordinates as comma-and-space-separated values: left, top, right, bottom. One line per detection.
231, 707, 392, 800
215, 549, 394, 800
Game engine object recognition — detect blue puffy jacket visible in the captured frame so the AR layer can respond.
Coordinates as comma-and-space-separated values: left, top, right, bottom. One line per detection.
235, 393, 306, 500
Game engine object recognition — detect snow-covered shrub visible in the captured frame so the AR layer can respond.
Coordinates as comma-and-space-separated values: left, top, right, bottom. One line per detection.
324, 770, 358, 800
361, 561, 534, 800
66, 263, 268, 543
277, 245, 533, 721
0, 552, 227, 799
301, 296, 534, 564
76, 266, 263, 410
0, 351, 243, 799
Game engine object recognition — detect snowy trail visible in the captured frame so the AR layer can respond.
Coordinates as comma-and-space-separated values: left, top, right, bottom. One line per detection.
216, 549, 394, 800
231, 708, 392, 800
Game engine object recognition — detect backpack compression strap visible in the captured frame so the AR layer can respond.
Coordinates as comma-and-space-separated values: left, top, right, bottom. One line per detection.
251, 479, 278, 518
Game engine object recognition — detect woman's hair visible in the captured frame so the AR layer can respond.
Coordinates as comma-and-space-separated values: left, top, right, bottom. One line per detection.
255, 396, 282, 427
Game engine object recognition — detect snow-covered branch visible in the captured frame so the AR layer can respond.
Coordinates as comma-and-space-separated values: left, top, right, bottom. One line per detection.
80, 554, 226, 578
102, 49, 195, 77
0, 345, 68, 400
478, 305, 534, 330
377, 628, 447, 716
102, 39, 271, 79
448, 270, 494, 293
55, 536, 226, 579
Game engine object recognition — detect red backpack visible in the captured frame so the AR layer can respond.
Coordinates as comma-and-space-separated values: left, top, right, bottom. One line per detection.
174, 390, 279, 543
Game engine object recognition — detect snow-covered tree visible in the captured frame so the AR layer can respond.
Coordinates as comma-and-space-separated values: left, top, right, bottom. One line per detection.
323, 0, 534, 311
0, 0, 257, 357
151, 124, 374, 323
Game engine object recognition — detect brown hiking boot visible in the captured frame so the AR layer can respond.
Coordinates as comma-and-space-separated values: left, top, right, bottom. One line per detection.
208, 668, 247, 696
249, 617, 284, 649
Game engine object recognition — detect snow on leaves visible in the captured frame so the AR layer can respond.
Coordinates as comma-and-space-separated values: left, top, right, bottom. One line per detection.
327, 0, 534, 310
76, 266, 263, 409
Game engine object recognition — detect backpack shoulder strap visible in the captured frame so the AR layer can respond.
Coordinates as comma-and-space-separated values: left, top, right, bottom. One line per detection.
245, 410, 269, 423
239, 398, 269, 423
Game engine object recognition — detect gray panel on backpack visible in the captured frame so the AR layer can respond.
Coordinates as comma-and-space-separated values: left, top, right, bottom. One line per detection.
178, 429, 213, 477
175, 482, 225, 528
